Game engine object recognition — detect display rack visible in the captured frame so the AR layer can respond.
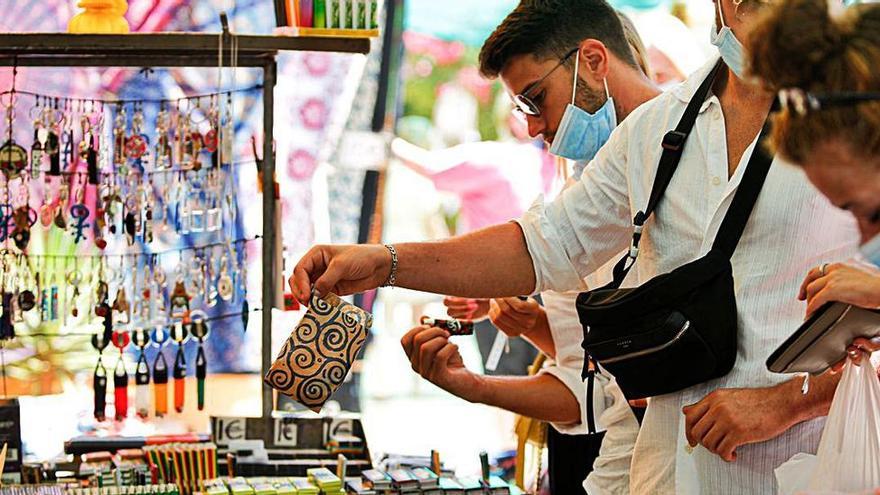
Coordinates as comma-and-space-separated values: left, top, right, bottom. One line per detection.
0, 29, 371, 419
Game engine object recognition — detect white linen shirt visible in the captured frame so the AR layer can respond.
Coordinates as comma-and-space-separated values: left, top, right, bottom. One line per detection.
515, 58, 860, 494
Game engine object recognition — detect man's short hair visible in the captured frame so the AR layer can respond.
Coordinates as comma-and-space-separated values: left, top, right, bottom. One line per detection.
479, 0, 639, 79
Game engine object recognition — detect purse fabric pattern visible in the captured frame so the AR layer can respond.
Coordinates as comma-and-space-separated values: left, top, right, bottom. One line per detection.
265, 293, 372, 411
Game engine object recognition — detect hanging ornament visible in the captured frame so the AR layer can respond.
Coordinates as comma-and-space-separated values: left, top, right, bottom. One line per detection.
170, 321, 189, 413
111, 329, 131, 421
189, 311, 210, 411
91, 331, 110, 421
155, 104, 172, 170
169, 279, 190, 320
151, 325, 169, 417
132, 328, 151, 419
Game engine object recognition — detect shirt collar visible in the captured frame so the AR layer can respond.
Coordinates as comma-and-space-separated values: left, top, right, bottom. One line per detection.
670, 56, 723, 105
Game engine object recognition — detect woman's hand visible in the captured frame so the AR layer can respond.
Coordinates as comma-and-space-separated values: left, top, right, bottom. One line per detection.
798, 262, 880, 316
443, 297, 490, 321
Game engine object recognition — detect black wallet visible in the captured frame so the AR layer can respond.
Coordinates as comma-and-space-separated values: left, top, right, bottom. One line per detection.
767, 302, 880, 375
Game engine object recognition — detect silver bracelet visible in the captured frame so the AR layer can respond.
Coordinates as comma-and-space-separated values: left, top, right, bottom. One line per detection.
382, 244, 398, 287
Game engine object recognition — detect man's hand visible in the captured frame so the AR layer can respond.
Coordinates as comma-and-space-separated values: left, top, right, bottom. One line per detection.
798, 262, 880, 316
444, 297, 490, 321
682, 387, 798, 462
488, 297, 546, 338
831, 336, 880, 373
289, 244, 391, 303
400, 325, 482, 399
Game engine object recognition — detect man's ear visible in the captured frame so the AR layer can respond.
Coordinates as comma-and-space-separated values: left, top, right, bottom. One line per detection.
578, 39, 610, 85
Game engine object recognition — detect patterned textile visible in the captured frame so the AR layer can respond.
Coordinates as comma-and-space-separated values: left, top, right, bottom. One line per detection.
265, 293, 372, 412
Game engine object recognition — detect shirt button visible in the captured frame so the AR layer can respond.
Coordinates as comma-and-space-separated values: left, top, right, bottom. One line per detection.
712, 176, 722, 186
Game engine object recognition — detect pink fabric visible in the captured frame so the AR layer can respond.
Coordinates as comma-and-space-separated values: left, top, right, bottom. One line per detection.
427, 144, 556, 233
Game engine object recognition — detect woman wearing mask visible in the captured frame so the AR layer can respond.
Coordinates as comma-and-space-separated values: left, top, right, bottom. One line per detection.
745, 0, 880, 361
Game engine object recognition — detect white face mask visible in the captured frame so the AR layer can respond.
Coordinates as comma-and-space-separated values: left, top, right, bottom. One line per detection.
710, 0, 747, 78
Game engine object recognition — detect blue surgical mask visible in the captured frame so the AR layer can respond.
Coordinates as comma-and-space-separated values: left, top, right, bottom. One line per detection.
548, 52, 617, 162
710, 1, 746, 79
861, 233, 880, 267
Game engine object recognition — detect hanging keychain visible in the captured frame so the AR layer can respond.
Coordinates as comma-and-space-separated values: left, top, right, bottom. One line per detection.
217, 247, 234, 302
30, 97, 47, 178
151, 325, 170, 417
155, 103, 172, 170
189, 310, 210, 410
17, 255, 35, 313
132, 328, 151, 419
170, 321, 189, 413
113, 104, 127, 168
66, 260, 83, 319
91, 330, 110, 421
46, 99, 61, 176
126, 103, 149, 174
111, 329, 130, 421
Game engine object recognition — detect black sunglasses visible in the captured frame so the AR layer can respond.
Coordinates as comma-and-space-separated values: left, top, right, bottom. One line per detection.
513, 47, 579, 117
775, 88, 880, 115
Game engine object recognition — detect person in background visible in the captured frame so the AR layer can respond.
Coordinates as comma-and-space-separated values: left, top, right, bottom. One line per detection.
290, 0, 862, 489
404, 7, 659, 494
744, 0, 880, 361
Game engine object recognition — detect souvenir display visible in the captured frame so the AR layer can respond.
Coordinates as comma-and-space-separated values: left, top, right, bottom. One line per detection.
0, 86, 258, 420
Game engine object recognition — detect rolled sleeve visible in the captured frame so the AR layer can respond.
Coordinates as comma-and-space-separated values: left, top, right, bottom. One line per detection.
513, 126, 633, 294
540, 363, 590, 435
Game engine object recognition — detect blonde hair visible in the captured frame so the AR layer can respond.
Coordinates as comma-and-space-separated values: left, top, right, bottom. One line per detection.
618, 11, 653, 80
746, 0, 880, 164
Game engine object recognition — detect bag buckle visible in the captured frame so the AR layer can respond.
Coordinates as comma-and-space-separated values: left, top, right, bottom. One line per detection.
662, 131, 687, 152
629, 211, 646, 259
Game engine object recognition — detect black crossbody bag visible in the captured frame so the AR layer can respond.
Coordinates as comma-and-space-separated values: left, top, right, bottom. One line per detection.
577, 61, 774, 400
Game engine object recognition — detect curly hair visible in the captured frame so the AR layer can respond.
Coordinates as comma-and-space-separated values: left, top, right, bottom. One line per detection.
746, 0, 880, 164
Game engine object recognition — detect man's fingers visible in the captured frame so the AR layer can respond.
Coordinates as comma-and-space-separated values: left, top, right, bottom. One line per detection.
702, 423, 727, 454
292, 247, 327, 303
683, 401, 711, 447
401, 325, 428, 357
428, 343, 459, 380
717, 434, 739, 462
418, 336, 450, 375
313, 257, 348, 297
409, 328, 449, 370
689, 413, 716, 450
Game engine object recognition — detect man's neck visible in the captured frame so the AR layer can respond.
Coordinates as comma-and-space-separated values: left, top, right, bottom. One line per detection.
606, 62, 662, 121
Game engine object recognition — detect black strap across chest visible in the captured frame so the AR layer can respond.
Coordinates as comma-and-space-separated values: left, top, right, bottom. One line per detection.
605, 60, 774, 289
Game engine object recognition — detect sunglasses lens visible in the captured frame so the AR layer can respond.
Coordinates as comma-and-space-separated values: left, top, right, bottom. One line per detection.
514, 94, 540, 116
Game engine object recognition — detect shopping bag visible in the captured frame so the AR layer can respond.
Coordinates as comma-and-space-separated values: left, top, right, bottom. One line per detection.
776, 358, 880, 495
264, 292, 372, 412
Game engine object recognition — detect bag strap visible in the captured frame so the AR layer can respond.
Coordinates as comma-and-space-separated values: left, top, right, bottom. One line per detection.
605, 60, 724, 290
709, 123, 773, 257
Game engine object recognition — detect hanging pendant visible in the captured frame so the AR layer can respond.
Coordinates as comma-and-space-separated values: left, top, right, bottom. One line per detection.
152, 325, 170, 417
133, 328, 151, 418
91, 331, 110, 421
171, 321, 189, 413
113, 357, 128, 421
190, 312, 210, 411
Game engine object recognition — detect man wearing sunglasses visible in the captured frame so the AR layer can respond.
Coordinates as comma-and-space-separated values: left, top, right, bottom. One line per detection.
291, 0, 862, 492
399, 6, 661, 494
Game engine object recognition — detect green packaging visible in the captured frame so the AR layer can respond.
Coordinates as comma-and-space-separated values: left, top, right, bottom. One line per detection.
369, 0, 378, 28
314, 0, 327, 28
327, 0, 339, 28
342, 0, 353, 29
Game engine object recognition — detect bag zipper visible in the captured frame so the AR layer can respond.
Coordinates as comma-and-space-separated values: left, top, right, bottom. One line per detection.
600, 320, 691, 364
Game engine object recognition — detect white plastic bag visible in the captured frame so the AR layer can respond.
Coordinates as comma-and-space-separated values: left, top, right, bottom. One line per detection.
776, 358, 880, 494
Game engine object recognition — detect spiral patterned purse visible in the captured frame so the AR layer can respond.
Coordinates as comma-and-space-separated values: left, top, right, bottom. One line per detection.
264, 293, 373, 412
